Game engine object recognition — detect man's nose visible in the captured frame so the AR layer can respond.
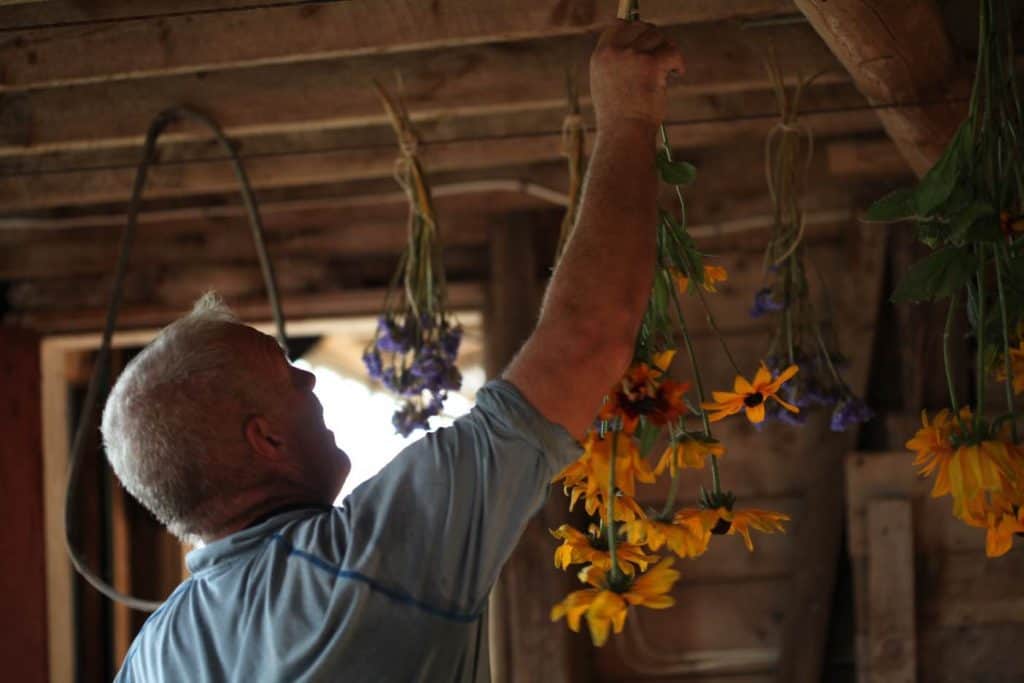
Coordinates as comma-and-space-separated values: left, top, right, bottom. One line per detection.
297, 367, 316, 391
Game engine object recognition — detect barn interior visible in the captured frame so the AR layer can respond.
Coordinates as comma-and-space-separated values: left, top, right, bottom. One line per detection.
1, 1, 1023, 682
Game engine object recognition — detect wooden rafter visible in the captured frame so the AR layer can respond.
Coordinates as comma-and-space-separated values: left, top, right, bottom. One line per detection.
793, 0, 967, 176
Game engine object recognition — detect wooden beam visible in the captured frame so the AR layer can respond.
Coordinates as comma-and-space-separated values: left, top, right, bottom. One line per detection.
6, 282, 486, 334
0, 21, 844, 157
792, 0, 967, 176
0, 107, 885, 211
866, 499, 917, 683
1, 0, 793, 91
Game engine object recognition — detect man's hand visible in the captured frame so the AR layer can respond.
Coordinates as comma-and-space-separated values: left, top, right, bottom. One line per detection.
590, 21, 685, 129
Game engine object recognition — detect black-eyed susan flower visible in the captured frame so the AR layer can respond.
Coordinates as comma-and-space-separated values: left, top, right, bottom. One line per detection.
702, 362, 799, 424
600, 351, 688, 433
551, 524, 655, 576
621, 516, 710, 559
906, 407, 1016, 518
587, 431, 656, 498
994, 340, 1024, 395
906, 408, 961, 498
673, 264, 729, 294
962, 494, 1024, 558
654, 434, 725, 476
550, 558, 681, 646
675, 505, 789, 552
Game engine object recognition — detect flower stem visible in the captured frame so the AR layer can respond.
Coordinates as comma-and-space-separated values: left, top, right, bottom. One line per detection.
944, 292, 964, 420
661, 469, 680, 520
666, 272, 723, 496
813, 323, 844, 386
994, 243, 1017, 440
976, 253, 987, 426
606, 429, 623, 584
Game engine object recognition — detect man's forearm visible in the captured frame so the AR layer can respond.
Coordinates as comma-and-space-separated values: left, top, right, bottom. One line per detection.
502, 21, 681, 438
540, 119, 659, 357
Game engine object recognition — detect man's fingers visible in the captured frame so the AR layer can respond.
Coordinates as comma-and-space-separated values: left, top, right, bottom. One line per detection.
631, 27, 668, 53
597, 19, 655, 49
654, 41, 686, 76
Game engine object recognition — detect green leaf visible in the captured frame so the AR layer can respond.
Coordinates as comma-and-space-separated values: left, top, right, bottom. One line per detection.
864, 123, 971, 225
914, 124, 969, 215
891, 247, 979, 303
952, 202, 999, 243
865, 187, 918, 222
656, 149, 697, 186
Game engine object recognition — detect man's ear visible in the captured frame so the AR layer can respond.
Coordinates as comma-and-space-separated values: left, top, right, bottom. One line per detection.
243, 415, 286, 462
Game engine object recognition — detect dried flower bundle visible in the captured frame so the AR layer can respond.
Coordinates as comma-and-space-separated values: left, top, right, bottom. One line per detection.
363, 82, 463, 436
754, 61, 871, 432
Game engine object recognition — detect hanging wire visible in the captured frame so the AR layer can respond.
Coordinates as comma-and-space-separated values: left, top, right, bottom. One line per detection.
64, 106, 287, 611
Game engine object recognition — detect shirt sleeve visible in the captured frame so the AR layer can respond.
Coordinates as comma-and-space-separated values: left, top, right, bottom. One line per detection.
336, 379, 582, 618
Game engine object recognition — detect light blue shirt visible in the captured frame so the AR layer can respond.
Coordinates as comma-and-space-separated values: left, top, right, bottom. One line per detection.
115, 380, 581, 682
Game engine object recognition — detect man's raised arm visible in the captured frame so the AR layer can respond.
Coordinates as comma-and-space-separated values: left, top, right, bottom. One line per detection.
505, 21, 684, 439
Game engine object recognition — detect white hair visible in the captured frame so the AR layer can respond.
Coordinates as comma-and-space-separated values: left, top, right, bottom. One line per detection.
101, 292, 279, 542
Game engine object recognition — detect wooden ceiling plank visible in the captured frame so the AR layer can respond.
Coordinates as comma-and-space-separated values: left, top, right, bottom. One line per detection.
793, 0, 967, 176
1, 0, 796, 91
0, 109, 888, 211
3, 282, 486, 334
0, 81, 873, 176
0, 21, 844, 156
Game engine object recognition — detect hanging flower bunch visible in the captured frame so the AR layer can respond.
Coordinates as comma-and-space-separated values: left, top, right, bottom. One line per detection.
550, 1, 797, 645
362, 82, 462, 436
867, 0, 1024, 557
751, 61, 872, 432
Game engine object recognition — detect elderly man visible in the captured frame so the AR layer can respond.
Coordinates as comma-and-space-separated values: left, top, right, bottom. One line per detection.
105, 20, 682, 682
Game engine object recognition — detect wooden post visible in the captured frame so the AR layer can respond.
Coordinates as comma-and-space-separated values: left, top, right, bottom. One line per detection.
866, 499, 917, 683
0, 326, 49, 683
485, 211, 589, 683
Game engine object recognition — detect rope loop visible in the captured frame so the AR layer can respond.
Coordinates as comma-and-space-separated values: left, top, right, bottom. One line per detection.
64, 106, 287, 611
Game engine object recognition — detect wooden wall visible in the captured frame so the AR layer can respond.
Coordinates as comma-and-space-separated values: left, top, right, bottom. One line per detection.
0, 327, 49, 682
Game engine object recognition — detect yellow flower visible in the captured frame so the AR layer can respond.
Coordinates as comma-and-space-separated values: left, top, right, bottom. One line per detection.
962, 494, 1024, 558
701, 363, 799, 423
587, 432, 656, 498
621, 516, 710, 559
550, 524, 655, 575
673, 264, 729, 294
993, 340, 1024, 395
906, 408, 960, 498
949, 440, 1012, 520
675, 505, 789, 552
906, 407, 1016, 518
550, 558, 680, 646
565, 485, 647, 523
654, 435, 725, 476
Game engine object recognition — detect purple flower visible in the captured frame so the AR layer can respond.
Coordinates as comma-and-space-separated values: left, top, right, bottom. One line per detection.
410, 347, 447, 381
392, 401, 431, 436
375, 316, 413, 354
830, 393, 873, 432
362, 349, 383, 380
750, 288, 784, 318
440, 324, 463, 360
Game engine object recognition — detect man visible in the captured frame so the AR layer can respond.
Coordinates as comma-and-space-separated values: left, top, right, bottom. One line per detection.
105, 20, 683, 681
